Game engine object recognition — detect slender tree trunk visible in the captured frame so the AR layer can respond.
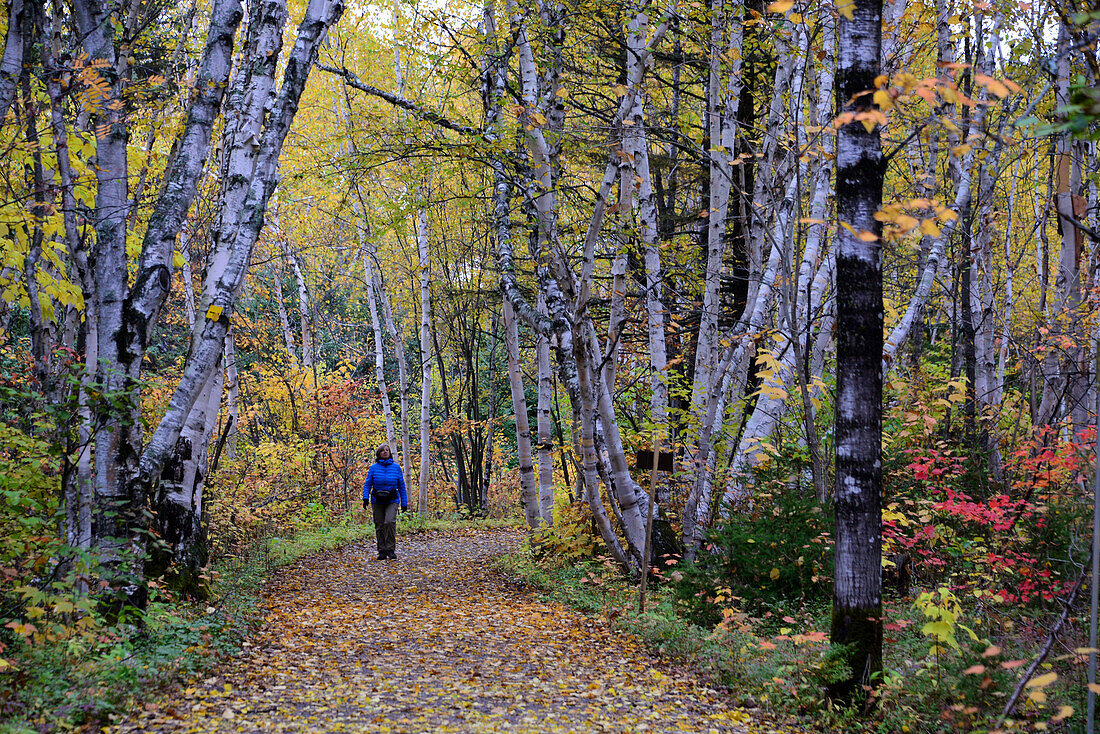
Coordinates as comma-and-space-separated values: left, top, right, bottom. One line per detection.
418, 206, 433, 513
275, 260, 297, 365
289, 247, 313, 370
504, 299, 541, 529
536, 294, 555, 523
361, 224, 396, 447
373, 267, 411, 480
624, 6, 669, 443
224, 330, 240, 459
691, 0, 742, 421
483, 311, 500, 510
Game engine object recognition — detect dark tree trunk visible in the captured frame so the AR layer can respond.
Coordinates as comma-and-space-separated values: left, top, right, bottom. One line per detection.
829, 0, 884, 705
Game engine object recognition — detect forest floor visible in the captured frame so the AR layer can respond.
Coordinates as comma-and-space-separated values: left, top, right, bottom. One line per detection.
107, 528, 791, 733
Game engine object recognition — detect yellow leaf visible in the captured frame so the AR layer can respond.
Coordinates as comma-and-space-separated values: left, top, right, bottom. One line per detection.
919, 219, 941, 238
836, 0, 854, 19
1088, 683, 1100, 694
1052, 705, 1074, 722
531, 112, 547, 125
555, 87, 569, 99
873, 89, 893, 109
860, 115, 876, 133
856, 230, 878, 242
766, 0, 794, 11
1028, 690, 1048, 704
894, 72, 918, 91
1027, 672, 1058, 688
206, 304, 223, 322
769, 567, 780, 580
952, 144, 972, 157
172, 251, 185, 268
896, 214, 918, 230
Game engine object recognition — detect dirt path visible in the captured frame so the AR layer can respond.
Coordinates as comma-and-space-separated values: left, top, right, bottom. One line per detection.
113, 529, 768, 733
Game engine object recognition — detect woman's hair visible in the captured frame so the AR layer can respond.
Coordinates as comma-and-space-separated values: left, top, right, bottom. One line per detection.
375, 444, 392, 461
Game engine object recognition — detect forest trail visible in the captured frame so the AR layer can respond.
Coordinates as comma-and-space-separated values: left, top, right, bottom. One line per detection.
110, 529, 778, 733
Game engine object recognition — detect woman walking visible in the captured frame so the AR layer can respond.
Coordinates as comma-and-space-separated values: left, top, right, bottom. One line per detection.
363, 444, 408, 560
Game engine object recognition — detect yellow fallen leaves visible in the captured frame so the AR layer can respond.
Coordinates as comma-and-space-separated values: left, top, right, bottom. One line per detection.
108, 530, 783, 733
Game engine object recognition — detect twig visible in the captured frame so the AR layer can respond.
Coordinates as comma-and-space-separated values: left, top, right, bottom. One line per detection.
317, 63, 482, 137
995, 564, 1089, 729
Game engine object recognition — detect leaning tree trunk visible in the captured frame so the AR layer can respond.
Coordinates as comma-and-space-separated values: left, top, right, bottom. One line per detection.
152, 354, 223, 597
114, 0, 342, 609
829, 0, 885, 704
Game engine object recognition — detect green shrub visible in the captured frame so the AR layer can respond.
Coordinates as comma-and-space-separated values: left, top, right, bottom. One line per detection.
673, 491, 834, 624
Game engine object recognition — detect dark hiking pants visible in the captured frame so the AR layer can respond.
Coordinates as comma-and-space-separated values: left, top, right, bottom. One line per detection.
371, 501, 398, 557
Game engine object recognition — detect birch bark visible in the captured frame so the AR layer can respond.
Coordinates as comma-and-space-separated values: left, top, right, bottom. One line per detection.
829, 0, 884, 702
360, 223, 396, 447
224, 330, 240, 459
378, 265, 413, 484
624, 7, 669, 441
418, 207, 433, 512
290, 248, 314, 370
0, 0, 24, 123
504, 298, 542, 529
72, 0, 248, 607
133, 0, 346, 600
536, 294, 555, 523
691, 0, 742, 418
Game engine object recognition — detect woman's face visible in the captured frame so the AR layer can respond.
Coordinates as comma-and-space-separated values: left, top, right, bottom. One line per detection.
379, 447, 391, 459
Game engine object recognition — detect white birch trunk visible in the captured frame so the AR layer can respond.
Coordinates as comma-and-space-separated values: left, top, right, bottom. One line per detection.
504, 299, 542, 529
536, 294, 555, 525
378, 268, 413, 487
361, 225, 396, 447
996, 157, 1022, 408
0, 0, 24, 122
417, 207, 432, 513
624, 8, 669, 440
276, 266, 297, 365
224, 330, 240, 459
691, 0, 742, 418
290, 248, 313, 370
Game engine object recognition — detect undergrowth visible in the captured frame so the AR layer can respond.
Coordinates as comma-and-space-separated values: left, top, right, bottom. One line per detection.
498, 541, 1093, 734
2, 514, 410, 733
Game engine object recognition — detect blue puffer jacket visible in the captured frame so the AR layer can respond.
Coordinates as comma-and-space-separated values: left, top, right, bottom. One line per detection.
363, 458, 408, 507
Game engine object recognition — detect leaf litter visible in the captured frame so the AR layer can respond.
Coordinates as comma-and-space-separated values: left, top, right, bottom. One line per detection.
110, 529, 788, 732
